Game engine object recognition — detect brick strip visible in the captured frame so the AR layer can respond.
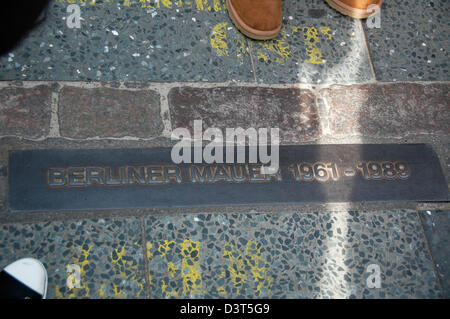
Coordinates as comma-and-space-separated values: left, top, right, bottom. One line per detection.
168, 86, 321, 142
0, 82, 449, 141
0, 85, 53, 139
58, 86, 163, 139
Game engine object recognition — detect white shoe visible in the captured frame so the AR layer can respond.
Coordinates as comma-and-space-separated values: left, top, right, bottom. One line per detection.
0, 258, 48, 299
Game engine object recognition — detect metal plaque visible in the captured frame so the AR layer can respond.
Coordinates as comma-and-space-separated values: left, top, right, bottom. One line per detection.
8, 144, 449, 212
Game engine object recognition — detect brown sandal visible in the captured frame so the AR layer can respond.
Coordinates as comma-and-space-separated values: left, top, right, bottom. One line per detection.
325, 0, 383, 19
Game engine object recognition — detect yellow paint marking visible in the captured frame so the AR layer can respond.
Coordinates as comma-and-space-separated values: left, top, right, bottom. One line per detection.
180, 239, 204, 296
302, 26, 325, 64
65, 245, 93, 298
256, 50, 269, 62
257, 33, 291, 64
209, 22, 333, 65
291, 26, 300, 34
110, 244, 146, 298
216, 283, 227, 295
157, 239, 176, 257
112, 283, 126, 298
213, 0, 224, 11
55, 285, 64, 299
140, 0, 152, 8
146, 241, 154, 259
97, 283, 106, 298
168, 261, 177, 277
195, 0, 207, 10
58, 0, 232, 13
215, 266, 227, 295
210, 22, 229, 56
146, 242, 154, 286
223, 242, 247, 295
210, 22, 251, 59
320, 26, 332, 40
111, 245, 126, 263
151, 240, 181, 297
57, 238, 276, 298
157, 0, 173, 8
236, 33, 247, 58
245, 240, 273, 296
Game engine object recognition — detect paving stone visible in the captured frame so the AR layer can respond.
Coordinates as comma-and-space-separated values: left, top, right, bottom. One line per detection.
0, 85, 53, 139
385, 211, 441, 298
0, 1, 448, 84
321, 83, 450, 137
251, 0, 375, 84
363, 0, 449, 81
168, 86, 321, 142
59, 86, 163, 139
0, 0, 377, 84
0, 210, 442, 298
0, 0, 254, 82
142, 210, 441, 298
0, 218, 146, 299
419, 210, 450, 298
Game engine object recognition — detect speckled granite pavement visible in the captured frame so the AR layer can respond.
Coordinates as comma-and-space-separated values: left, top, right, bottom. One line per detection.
363, 0, 449, 82
0, 0, 376, 83
0, 210, 445, 298
1, 0, 447, 83
419, 210, 450, 297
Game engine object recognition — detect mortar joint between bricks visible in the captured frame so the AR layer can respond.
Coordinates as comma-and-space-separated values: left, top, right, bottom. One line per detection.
48, 83, 63, 138
315, 90, 332, 137
152, 85, 173, 139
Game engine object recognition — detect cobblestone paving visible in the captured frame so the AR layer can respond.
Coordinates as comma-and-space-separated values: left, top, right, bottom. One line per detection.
0, 81, 448, 144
